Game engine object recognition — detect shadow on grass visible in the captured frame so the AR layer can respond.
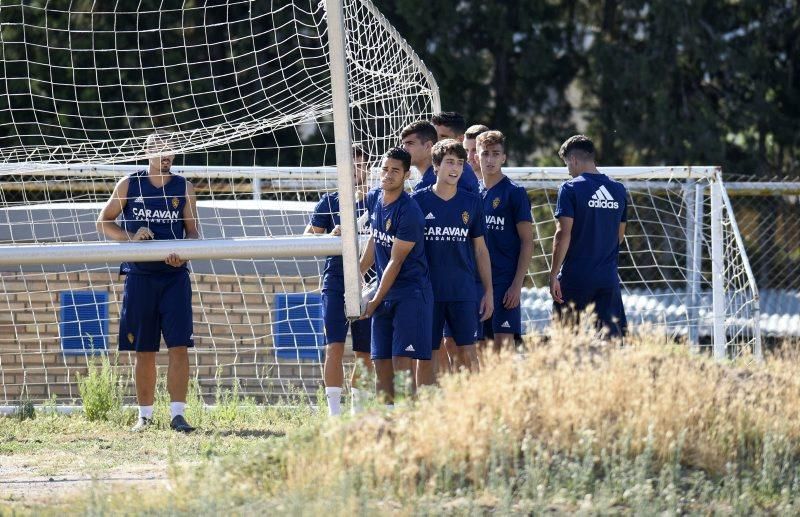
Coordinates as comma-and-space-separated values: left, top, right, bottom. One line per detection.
209, 429, 286, 439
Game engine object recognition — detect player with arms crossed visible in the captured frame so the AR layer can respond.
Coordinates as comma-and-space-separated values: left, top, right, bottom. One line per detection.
305, 146, 374, 416
360, 148, 434, 406
411, 139, 493, 373
477, 130, 534, 350
550, 135, 628, 338
401, 119, 479, 194
96, 131, 198, 433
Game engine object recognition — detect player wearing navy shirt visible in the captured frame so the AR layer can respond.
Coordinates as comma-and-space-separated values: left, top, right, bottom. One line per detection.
411, 139, 493, 373
550, 135, 628, 337
96, 131, 198, 433
477, 130, 534, 350
360, 147, 434, 405
400, 120, 480, 194
305, 146, 374, 416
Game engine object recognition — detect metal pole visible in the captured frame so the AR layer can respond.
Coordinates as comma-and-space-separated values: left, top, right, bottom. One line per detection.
324, 0, 361, 318
684, 181, 701, 352
0, 236, 344, 265
710, 177, 726, 360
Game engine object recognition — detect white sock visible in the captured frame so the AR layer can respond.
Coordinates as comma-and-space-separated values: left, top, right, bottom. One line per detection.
170, 402, 185, 419
385, 404, 394, 411
139, 405, 153, 419
325, 387, 342, 416
351, 388, 368, 415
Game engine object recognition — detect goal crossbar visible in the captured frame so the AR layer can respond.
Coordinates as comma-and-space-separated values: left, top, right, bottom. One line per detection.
0, 236, 344, 266
0, 165, 720, 181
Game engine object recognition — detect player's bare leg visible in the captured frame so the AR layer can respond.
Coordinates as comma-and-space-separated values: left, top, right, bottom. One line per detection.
350, 351, 373, 414
135, 351, 157, 406
131, 351, 157, 431
415, 358, 435, 389
393, 356, 417, 397
374, 359, 395, 405
323, 342, 345, 416
440, 337, 458, 374
493, 333, 515, 351
456, 344, 479, 373
167, 346, 193, 432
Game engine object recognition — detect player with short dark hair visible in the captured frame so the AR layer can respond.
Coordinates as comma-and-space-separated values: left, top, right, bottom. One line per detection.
463, 124, 490, 181
360, 147, 434, 406
551, 134, 628, 338
412, 139, 493, 373
402, 119, 480, 194
476, 130, 534, 350
431, 112, 467, 141
96, 131, 198, 433
305, 146, 374, 416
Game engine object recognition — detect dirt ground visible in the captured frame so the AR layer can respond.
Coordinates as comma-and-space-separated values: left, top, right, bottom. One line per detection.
0, 456, 169, 508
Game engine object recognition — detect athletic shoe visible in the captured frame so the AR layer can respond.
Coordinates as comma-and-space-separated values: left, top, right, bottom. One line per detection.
170, 415, 195, 433
130, 416, 152, 432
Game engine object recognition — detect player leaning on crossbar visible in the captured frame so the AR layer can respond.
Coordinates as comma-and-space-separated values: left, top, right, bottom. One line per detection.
96, 131, 199, 433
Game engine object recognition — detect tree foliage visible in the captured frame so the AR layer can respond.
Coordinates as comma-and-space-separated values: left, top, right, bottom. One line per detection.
377, 0, 799, 176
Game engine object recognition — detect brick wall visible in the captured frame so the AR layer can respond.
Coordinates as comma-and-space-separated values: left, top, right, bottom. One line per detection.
0, 270, 355, 405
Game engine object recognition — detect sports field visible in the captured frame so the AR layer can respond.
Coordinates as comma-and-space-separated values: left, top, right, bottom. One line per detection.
3, 329, 799, 515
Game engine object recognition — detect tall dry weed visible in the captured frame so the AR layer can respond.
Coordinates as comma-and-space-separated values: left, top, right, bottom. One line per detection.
282, 326, 800, 495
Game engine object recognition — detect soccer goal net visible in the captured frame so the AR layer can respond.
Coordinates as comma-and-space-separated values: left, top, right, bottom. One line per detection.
0, 0, 439, 406
511, 167, 761, 361
0, 2, 762, 409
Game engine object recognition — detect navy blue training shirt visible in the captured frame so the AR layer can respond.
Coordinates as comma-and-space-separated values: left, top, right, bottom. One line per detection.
411, 187, 485, 302
554, 172, 628, 289
120, 170, 188, 275
481, 175, 533, 286
367, 189, 430, 300
413, 162, 480, 194
309, 192, 373, 292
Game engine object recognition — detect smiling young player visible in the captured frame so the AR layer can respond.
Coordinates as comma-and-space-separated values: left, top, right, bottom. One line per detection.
411, 139, 493, 373
360, 147, 434, 406
476, 130, 534, 350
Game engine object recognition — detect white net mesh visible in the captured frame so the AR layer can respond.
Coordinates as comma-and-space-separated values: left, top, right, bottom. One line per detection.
0, 0, 438, 405
515, 169, 761, 359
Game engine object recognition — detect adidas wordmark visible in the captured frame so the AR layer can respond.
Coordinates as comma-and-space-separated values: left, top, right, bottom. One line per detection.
425, 212, 436, 220
588, 185, 619, 209
501, 321, 511, 328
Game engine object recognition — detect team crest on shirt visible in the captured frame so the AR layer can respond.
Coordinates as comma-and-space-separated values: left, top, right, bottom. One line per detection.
492, 197, 500, 209
462, 211, 469, 225
171, 196, 180, 209
127, 333, 134, 344
385, 218, 392, 231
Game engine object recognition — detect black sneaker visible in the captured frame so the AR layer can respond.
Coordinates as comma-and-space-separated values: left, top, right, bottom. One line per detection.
170, 415, 195, 433
131, 416, 152, 432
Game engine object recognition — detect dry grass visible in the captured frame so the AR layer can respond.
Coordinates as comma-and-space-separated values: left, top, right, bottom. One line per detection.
33, 328, 800, 514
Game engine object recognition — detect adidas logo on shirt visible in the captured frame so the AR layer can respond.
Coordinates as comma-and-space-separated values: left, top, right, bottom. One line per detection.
501, 321, 511, 328
588, 185, 619, 209
425, 212, 436, 220
405, 344, 415, 352
133, 195, 144, 204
